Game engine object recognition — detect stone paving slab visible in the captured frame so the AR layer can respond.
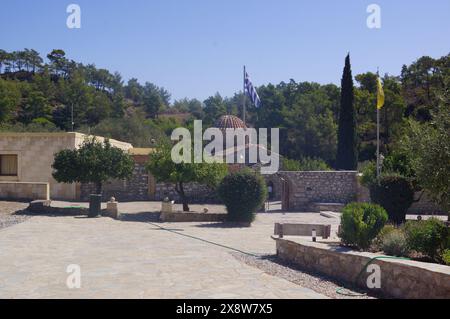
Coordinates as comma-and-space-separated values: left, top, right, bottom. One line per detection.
0, 203, 330, 299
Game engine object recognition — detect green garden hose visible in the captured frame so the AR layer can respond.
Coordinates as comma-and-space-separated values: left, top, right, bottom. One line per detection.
336, 256, 411, 297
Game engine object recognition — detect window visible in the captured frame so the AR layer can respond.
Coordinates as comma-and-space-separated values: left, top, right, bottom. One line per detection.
0, 154, 18, 176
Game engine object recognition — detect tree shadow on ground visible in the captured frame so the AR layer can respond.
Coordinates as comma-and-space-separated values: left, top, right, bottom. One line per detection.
195, 222, 251, 229
13, 208, 87, 217
119, 212, 160, 223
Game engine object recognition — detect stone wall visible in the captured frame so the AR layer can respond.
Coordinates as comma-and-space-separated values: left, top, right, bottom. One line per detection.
0, 182, 49, 201
278, 171, 358, 211
276, 238, 450, 299
80, 161, 220, 203
153, 182, 219, 203
408, 192, 445, 215
81, 161, 150, 201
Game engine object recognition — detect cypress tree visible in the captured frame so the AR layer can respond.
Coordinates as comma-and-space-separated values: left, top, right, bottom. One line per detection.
336, 54, 358, 170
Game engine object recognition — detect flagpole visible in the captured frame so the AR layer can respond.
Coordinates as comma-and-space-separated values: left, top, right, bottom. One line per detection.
377, 105, 380, 178
376, 67, 380, 179
243, 65, 246, 125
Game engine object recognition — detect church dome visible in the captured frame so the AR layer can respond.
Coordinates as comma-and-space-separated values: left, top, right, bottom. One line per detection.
214, 115, 247, 130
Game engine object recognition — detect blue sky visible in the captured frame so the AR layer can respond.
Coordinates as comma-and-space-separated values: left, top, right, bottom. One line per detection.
1, 0, 449, 101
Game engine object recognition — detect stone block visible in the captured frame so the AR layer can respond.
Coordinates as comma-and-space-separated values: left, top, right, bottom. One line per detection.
106, 198, 120, 219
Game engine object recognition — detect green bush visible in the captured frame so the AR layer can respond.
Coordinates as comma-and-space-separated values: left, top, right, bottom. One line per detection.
373, 224, 396, 250
339, 203, 388, 250
359, 161, 377, 188
442, 249, 450, 266
370, 174, 415, 224
282, 157, 331, 171
404, 218, 449, 261
382, 151, 415, 180
382, 229, 410, 257
217, 169, 267, 224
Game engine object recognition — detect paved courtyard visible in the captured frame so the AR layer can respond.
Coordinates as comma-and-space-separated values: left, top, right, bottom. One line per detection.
0, 201, 342, 299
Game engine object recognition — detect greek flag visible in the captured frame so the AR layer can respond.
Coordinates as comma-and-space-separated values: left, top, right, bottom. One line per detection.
244, 71, 262, 108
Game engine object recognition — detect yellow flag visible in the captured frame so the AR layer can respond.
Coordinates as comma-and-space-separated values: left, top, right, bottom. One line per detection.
377, 77, 385, 109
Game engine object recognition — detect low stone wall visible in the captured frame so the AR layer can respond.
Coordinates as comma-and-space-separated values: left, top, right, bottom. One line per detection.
279, 171, 358, 211
0, 182, 49, 201
275, 238, 450, 299
160, 211, 227, 223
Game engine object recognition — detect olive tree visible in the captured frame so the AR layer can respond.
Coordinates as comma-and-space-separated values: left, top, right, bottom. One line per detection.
52, 137, 134, 194
147, 142, 227, 212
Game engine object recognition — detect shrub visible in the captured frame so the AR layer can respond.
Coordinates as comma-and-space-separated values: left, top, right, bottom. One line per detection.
52, 137, 134, 194
442, 249, 450, 266
404, 218, 449, 261
382, 229, 410, 257
217, 169, 267, 223
373, 224, 396, 250
359, 161, 377, 188
339, 203, 388, 250
282, 157, 331, 171
370, 174, 415, 224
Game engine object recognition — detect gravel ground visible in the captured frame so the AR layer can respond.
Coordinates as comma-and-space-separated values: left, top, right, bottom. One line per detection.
232, 252, 380, 299
0, 201, 30, 230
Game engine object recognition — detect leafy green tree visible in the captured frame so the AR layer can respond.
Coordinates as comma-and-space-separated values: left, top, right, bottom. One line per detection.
403, 103, 450, 218
147, 142, 228, 211
172, 98, 204, 120
203, 93, 227, 126
19, 90, 52, 124
336, 54, 358, 170
143, 82, 165, 118
282, 83, 338, 163
124, 78, 144, 103
0, 49, 8, 73
0, 79, 21, 123
26, 49, 43, 73
52, 138, 134, 194
282, 157, 331, 171
47, 49, 68, 77
86, 91, 113, 124
255, 83, 285, 130
401, 54, 449, 121
54, 71, 94, 129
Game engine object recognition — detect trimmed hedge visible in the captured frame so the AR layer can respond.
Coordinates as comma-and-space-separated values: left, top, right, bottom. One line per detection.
370, 175, 414, 224
217, 170, 267, 224
339, 202, 388, 250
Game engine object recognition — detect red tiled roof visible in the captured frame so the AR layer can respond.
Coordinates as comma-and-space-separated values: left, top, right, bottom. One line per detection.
214, 115, 247, 130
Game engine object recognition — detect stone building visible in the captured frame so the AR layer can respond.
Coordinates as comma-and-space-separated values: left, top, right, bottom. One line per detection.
0, 132, 132, 200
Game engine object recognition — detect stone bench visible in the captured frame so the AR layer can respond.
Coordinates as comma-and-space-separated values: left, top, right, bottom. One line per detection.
274, 223, 331, 239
